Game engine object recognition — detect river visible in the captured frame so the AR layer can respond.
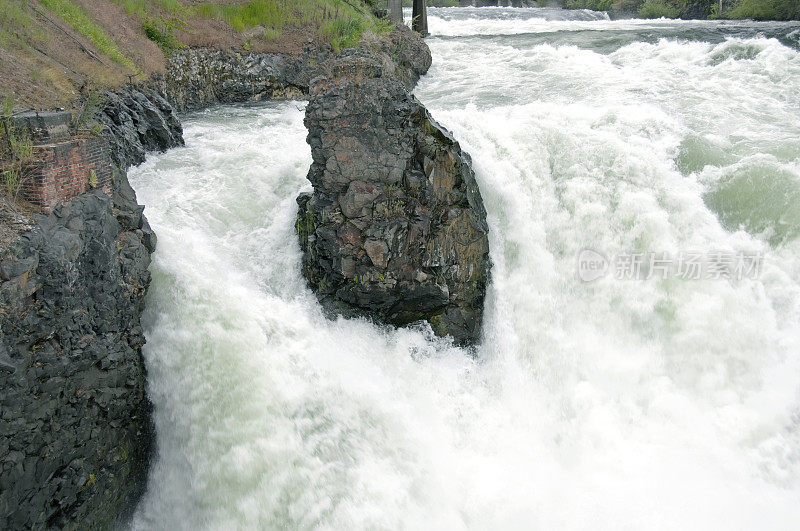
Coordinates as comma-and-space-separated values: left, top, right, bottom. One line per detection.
128, 7, 800, 530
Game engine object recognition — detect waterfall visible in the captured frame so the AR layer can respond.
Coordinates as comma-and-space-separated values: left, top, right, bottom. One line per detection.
130, 9, 800, 530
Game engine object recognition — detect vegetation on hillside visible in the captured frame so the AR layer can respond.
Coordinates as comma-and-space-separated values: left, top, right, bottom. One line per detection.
0, 0, 388, 108
109, 0, 391, 53
726, 0, 800, 20
0, 0, 34, 42
0, 98, 34, 202
191, 0, 392, 51
563, 0, 799, 20
39, 0, 137, 69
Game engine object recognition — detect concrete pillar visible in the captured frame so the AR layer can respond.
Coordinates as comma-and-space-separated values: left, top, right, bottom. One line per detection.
412, 0, 428, 36
388, 0, 403, 26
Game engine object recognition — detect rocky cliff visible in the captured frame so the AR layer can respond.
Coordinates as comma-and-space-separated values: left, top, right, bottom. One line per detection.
0, 171, 155, 528
161, 25, 493, 344
0, 80, 182, 528
95, 82, 185, 170
296, 55, 490, 346
164, 26, 432, 112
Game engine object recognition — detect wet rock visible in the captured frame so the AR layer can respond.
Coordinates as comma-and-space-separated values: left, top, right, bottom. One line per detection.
0, 170, 154, 529
296, 56, 490, 346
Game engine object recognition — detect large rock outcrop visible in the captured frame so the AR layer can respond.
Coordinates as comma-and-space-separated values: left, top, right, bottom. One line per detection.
0, 170, 155, 528
94, 82, 184, 169
296, 57, 490, 346
165, 26, 432, 112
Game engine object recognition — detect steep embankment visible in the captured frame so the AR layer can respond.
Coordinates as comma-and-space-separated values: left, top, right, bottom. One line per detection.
0, 0, 392, 110
1, 187, 154, 529
0, 86, 182, 527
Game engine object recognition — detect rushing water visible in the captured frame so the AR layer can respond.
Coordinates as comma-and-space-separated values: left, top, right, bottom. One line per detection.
129, 8, 800, 530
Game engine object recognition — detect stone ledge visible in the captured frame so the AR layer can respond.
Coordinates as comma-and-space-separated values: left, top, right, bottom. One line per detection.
10, 111, 72, 143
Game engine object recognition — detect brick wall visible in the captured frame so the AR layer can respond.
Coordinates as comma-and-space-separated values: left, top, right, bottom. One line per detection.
20, 135, 115, 212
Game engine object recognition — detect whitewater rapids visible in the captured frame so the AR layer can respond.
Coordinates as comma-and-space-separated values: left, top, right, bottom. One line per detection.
129, 8, 800, 530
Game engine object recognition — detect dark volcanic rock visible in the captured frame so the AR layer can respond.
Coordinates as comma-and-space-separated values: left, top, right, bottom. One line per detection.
296, 57, 490, 346
165, 46, 322, 113
165, 26, 432, 112
94, 82, 184, 169
0, 171, 154, 528
361, 26, 433, 90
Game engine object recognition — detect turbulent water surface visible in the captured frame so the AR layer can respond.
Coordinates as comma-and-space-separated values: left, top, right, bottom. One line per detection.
129, 8, 800, 529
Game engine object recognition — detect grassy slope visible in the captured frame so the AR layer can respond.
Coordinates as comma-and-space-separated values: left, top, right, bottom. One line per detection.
0, 0, 386, 109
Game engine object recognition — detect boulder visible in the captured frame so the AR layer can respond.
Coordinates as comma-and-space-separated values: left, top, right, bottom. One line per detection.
297, 57, 490, 346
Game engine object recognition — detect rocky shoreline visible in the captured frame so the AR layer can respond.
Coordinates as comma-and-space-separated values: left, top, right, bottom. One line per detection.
0, 24, 490, 527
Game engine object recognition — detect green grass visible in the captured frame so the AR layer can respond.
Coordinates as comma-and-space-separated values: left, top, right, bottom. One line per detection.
0, 0, 48, 46
25, 0, 392, 63
115, 0, 184, 17
194, 0, 369, 31
638, 0, 681, 18
39, 0, 135, 70
56, 0, 391, 55
322, 16, 365, 50
194, 0, 388, 51
0, 0, 34, 30
726, 0, 800, 20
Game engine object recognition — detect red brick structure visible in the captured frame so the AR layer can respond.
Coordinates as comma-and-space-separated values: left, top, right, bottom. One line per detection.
10, 111, 115, 213
21, 135, 115, 212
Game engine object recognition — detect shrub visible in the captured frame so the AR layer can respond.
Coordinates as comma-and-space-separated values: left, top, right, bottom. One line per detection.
75, 91, 107, 131
1, 101, 33, 200
726, 0, 799, 20
142, 16, 185, 54
638, 0, 681, 18
10, 130, 33, 161
322, 16, 366, 51
3, 168, 19, 196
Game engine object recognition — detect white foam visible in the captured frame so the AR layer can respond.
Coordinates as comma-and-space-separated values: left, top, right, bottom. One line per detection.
129, 10, 800, 530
